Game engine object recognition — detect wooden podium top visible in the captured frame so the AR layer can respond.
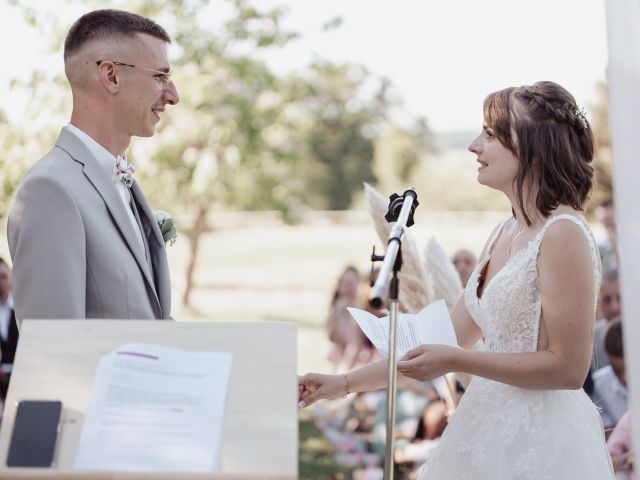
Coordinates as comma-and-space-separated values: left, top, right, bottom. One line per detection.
0, 320, 297, 479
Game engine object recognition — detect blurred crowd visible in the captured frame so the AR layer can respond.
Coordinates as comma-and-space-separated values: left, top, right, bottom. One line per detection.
312, 200, 633, 480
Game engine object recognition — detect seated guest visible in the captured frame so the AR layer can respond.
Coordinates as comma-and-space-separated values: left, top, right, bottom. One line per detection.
593, 269, 622, 369
326, 266, 367, 372
0, 259, 19, 400
451, 249, 476, 288
593, 318, 627, 431
394, 399, 449, 470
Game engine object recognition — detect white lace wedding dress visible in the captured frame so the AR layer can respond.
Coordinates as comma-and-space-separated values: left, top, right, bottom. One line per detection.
419, 214, 615, 479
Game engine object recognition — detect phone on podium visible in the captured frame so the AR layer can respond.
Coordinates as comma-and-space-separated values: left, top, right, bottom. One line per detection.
6, 400, 62, 467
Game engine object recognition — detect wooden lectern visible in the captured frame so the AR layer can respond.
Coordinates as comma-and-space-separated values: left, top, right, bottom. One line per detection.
0, 320, 297, 479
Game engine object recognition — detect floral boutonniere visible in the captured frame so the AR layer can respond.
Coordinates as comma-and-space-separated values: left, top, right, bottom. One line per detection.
115, 157, 136, 188
154, 211, 177, 246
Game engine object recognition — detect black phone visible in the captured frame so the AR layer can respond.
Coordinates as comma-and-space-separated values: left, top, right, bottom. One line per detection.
6, 400, 62, 468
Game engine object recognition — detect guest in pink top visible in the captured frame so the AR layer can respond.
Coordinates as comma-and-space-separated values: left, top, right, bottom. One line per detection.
608, 411, 635, 480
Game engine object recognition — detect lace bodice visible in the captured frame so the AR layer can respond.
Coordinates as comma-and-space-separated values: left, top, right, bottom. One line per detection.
464, 214, 602, 354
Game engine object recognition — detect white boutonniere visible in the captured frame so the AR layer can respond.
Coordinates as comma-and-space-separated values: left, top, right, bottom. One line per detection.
154, 211, 177, 246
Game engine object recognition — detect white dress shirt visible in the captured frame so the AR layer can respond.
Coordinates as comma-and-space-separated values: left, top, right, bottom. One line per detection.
592, 365, 628, 429
0, 294, 12, 342
65, 123, 145, 251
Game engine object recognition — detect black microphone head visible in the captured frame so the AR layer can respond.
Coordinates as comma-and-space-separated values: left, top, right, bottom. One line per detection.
384, 190, 419, 227
369, 297, 383, 308
384, 193, 404, 223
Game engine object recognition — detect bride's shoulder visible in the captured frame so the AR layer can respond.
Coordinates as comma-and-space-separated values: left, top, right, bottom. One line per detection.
538, 211, 595, 262
537, 213, 598, 295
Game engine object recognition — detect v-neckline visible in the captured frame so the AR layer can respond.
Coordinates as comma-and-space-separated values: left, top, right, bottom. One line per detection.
475, 220, 537, 301
475, 249, 524, 301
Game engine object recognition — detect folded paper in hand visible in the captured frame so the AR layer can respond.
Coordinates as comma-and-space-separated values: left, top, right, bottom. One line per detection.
348, 299, 458, 359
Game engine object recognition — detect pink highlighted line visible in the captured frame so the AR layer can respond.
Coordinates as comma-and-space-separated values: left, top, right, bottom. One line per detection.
116, 351, 159, 360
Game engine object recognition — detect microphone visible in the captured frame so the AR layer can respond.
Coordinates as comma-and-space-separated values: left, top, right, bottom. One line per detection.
369, 188, 419, 307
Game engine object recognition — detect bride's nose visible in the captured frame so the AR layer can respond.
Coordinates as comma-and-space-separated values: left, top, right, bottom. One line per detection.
468, 135, 482, 154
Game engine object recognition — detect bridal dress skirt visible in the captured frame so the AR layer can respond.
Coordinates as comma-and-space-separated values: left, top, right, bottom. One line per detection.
418, 377, 615, 479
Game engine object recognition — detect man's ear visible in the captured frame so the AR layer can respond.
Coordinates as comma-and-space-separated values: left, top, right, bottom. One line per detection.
97, 61, 120, 93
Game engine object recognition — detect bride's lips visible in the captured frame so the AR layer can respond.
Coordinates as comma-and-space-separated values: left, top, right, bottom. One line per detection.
477, 159, 488, 169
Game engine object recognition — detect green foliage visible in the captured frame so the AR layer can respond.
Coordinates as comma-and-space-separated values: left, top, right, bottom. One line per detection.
299, 413, 354, 479
2, 0, 435, 221
126, 0, 315, 221
294, 62, 391, 210
0, 68, 70, 218
373, 119, 434, 196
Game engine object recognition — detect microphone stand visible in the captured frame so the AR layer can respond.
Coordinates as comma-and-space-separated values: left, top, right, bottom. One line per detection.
369, 188, 419, 480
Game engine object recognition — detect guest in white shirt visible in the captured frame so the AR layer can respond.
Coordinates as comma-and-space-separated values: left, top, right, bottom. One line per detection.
593, 318, 627, 430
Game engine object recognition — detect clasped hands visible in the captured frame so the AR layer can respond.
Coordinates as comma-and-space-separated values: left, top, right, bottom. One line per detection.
298, 344, 457, 408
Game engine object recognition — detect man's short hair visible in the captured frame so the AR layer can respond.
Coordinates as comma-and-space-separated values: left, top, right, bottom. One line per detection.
64, 9, 170, 59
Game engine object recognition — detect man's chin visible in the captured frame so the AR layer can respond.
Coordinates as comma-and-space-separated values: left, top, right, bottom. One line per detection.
136, 127, 156, 138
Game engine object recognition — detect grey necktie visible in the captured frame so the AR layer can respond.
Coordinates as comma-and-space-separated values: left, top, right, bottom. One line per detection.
128, 191, 155, 288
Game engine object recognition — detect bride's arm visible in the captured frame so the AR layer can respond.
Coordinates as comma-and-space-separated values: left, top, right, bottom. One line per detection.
298, 357, 387, 407
299, 292, 483, 407
450, 291, 483, 350
399, 220, 596, 390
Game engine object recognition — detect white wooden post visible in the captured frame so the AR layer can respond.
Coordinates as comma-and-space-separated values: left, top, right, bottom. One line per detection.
605, 0, 640, 458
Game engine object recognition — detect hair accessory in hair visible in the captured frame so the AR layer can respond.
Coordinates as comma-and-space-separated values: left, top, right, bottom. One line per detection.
574, 106, 588, 129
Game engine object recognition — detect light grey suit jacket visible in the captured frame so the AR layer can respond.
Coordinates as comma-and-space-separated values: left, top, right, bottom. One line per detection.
7, 128, 171, 322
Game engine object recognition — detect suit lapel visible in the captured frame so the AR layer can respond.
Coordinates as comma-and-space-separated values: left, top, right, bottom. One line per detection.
130, 182, 171, 319
55, 129, 161, 315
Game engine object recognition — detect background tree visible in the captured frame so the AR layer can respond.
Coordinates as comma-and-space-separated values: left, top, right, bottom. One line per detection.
2, 0, 434, 307
373, 117, 434, 196
292, 62, 391, 210
588, 81, 613, 210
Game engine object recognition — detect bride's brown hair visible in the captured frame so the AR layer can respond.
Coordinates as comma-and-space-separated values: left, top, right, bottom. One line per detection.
483, 81, 595, 226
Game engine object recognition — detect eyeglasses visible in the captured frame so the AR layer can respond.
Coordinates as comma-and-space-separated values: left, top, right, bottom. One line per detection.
96, 60, 173, 86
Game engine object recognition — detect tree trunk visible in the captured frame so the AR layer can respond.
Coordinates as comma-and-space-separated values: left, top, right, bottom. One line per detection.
182, 199, 210, 307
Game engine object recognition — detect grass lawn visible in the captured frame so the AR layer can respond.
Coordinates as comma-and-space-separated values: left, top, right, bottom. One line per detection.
299, 409, 354, 479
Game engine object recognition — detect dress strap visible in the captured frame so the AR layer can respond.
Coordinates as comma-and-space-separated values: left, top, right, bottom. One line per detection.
482, 217, 512, 260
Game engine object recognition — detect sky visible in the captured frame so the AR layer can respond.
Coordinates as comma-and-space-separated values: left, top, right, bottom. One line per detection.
0, 0, 609, 132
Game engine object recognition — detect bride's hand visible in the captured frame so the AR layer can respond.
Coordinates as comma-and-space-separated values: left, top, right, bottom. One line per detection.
298, 373, 347, 408
397, 344, 457, 381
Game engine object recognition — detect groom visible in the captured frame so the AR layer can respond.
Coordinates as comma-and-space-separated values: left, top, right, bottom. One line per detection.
8, 9, 179, 322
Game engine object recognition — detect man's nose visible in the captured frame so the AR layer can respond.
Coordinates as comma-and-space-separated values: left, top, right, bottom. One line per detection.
164, 81, 180, 105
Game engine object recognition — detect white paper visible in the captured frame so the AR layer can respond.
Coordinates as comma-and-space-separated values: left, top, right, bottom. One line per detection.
348, 299, 458, 359
74, 343, 232, 473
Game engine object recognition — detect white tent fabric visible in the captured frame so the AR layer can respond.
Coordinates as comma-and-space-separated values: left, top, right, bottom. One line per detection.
605, 0, 640, 461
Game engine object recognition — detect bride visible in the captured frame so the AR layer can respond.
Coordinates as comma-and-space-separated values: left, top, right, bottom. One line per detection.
298, 81, 615, 478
